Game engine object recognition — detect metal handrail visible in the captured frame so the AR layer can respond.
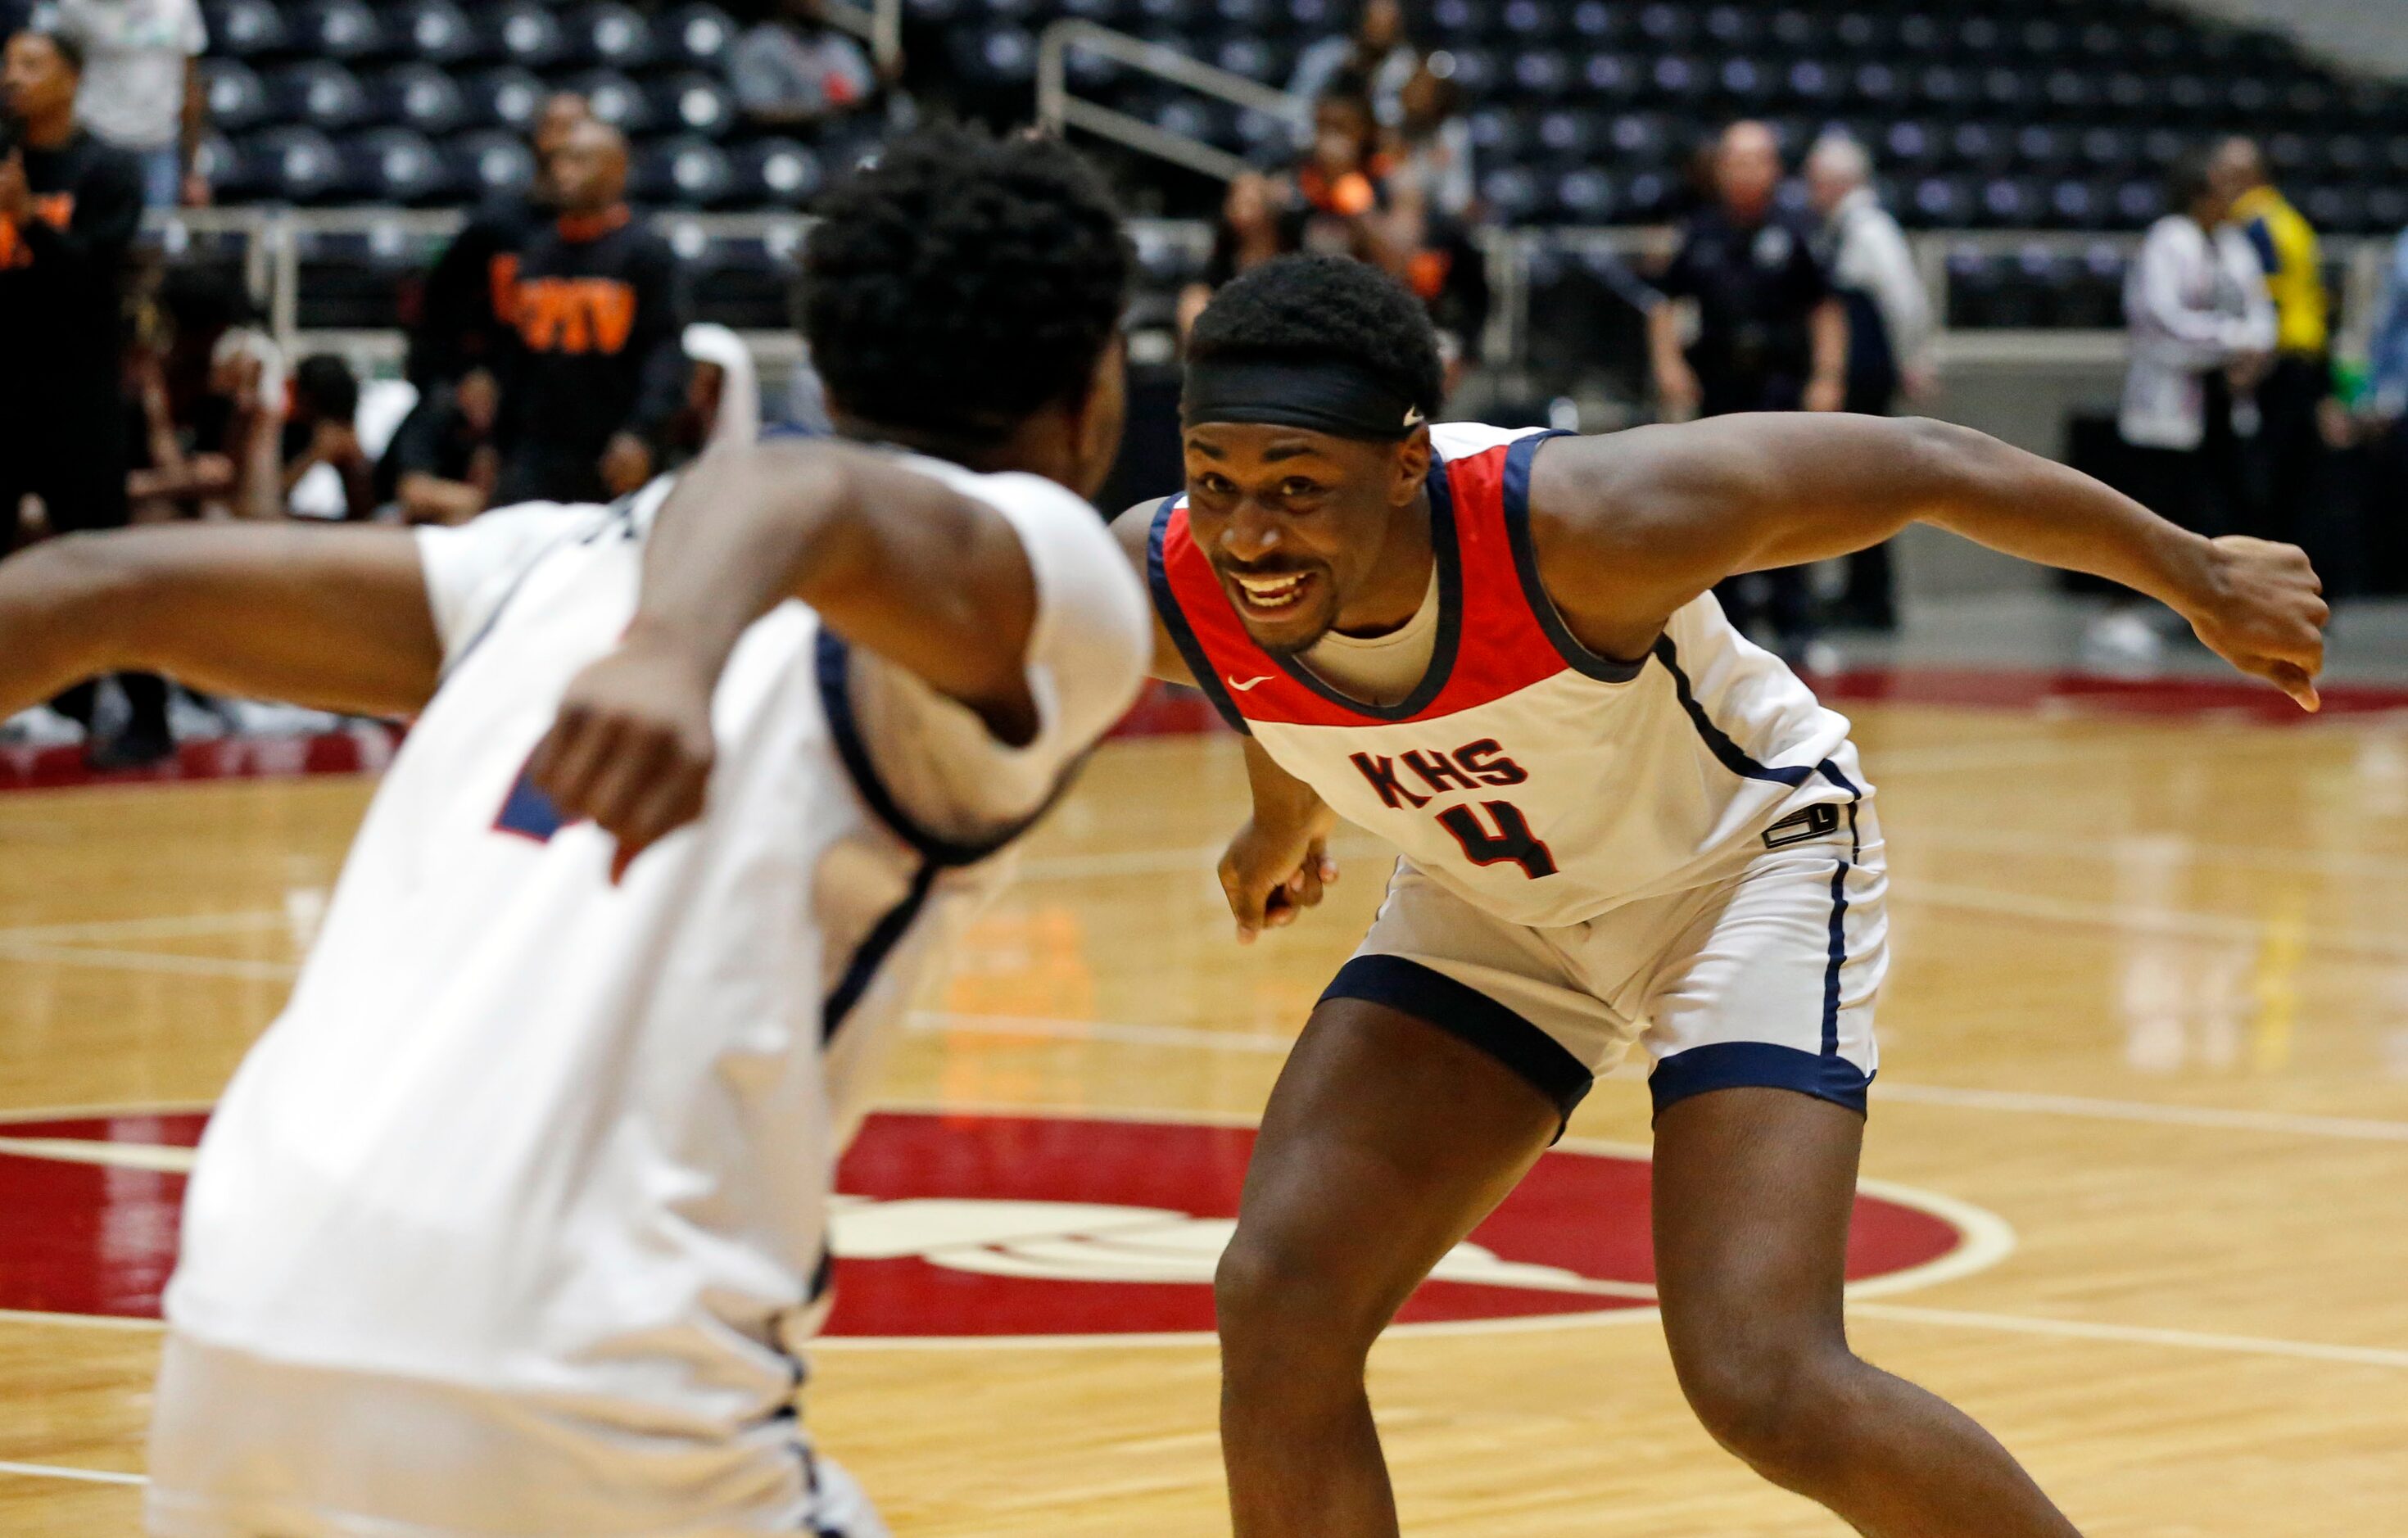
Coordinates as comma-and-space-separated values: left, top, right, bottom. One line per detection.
1037, 19, 1307, 183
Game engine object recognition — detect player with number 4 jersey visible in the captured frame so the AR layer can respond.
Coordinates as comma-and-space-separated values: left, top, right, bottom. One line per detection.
1114, 255, 2330, 1538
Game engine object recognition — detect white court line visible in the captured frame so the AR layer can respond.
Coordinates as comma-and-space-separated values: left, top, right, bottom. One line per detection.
0, 941, 299, 982
1874, 1083, 2408, 1142
1905, 826, 2408, 883
1848, 1304, 2408, 1371
1894, 880, 2408, 961
908, 1011, 2408, 1143
0, 911, 287, 945
0, 1459, 145, 1486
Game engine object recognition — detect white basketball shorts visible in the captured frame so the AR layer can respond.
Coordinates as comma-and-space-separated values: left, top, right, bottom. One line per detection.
1323, 803, 1887, 1129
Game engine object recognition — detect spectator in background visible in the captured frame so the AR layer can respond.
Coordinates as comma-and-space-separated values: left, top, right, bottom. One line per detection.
1290, 0, 1416, 133
728, 0, 880, 133
279, 353, 373, 522
1289, 86, 1407, 273
672, 322, 760, 458
2212, 137, 2334, 551
1390, 55, 1472, 224
41, 0, 207, 209
2361, 223, 2408, 574
1388, 58, 1484, 392
1649, 120, 1844, 661
378, 366, 499, 526
1806, 132, 1932, 631
406, 91, 590, 395
2118, 148, 2272, 537
1179, 170, 1294, 338
125, 262, 283, 522
0, 26, 171, 762
497, 118, 689, 504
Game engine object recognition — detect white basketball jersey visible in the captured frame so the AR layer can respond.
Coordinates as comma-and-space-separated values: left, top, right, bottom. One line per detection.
1151, 423, 1868, 930
154, 460, 1147, 1533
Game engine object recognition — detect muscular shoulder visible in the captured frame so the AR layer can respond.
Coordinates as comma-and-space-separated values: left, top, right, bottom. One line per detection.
1107, 495, 1197, 687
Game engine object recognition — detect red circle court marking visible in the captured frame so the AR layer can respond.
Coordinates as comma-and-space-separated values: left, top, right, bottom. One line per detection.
0, 1106, 2008, 1340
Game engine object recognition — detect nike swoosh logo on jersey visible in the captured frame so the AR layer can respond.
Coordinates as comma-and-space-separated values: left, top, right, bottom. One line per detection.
1227, 676, 1274, 693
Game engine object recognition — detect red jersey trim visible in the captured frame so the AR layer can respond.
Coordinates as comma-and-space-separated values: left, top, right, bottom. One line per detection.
1149, 440, 1570, 730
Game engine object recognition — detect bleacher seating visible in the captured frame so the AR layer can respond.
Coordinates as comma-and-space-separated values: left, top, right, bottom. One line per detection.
190, 0, 2408, 237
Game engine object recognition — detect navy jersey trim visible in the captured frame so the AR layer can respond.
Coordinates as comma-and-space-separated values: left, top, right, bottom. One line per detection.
1650, 1042, 1871, 1120
824, 859, 939, 1040
1146, 497, 1252, 736
812, 630, 1061, 869
1322, 954, 1594, 1127
1500, 430, 1650, 685
1265, 449, 1467, 722
1650, 636, 1864, 812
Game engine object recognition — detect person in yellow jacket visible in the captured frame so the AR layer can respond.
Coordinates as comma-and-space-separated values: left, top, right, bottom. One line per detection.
2211, 137, 2333, 550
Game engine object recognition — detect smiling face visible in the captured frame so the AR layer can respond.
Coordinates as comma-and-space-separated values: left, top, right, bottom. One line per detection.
1182, 422, 1432, 655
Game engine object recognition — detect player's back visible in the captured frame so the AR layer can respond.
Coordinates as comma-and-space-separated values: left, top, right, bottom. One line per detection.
150, 464, 1148, 1536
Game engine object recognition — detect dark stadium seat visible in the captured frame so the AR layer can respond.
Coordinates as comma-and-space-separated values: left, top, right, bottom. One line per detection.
1479, 165, 1542, 225
194, 131, 265, 201
569, 3, 659, 72
246, 126, 347, 203
266, 61, 373, 134
479, 1, 571, 72
731, 138, 825, 210
1553, 166, 1615, 222
202, 0, 289, 61
648, 73, 737, 140
290, 0, 390, 64
342, 128, 455, 205
1510, 47, 1573, 100
460, 67, 548, 134
443, 129, 540, 202
568, 70, 654, 136
657, 4, 740, 70
1580, 51, 1641, 102
635, 136, 737, 208
387, 0, 478, 67
371, 64, 470, 138
202, 59, 272, 137
690, 242, 796, 328
294, 229, 418, 328
950, 26, 1037, 84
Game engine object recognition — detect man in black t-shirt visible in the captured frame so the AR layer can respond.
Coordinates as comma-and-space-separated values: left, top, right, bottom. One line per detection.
0, 27, 171, 763
405, 92, 591, 393
495, 118, 688, 506
1647, 120, 1848, 660
1650, 121, 1846, 420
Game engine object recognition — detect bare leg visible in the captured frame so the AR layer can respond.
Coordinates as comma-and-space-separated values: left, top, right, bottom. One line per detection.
1653, 1087, 2083, 1536
1215, 998, 1559, 1538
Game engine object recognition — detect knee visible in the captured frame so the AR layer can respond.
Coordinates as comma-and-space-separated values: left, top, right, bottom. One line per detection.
1671, 1334, 1864, 1487
1213, 1232, 1387, 1382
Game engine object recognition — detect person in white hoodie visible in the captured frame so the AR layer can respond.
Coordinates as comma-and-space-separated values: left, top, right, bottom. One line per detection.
2119, 147, 2275, 536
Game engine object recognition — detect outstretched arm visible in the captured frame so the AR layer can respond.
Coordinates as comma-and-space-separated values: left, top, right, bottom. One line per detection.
530, 440, 1048, 875
1526, 414, 2329, 708
0, 526, 445, 722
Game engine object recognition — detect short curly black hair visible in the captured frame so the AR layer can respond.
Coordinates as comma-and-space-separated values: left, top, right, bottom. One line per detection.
1186, 255, 1444, 421
800, 127, 1129, 444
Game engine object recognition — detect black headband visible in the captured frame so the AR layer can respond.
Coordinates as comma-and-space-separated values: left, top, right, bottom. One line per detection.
1182, 357, 1428, 441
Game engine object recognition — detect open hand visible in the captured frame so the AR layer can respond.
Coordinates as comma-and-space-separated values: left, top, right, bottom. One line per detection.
527, 636, 718, 882
2183, 536, 2329, 712
1218, 806, 1341, 945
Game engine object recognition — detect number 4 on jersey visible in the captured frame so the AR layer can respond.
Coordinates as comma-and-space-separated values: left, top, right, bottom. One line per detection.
1435, 800, 1559, 880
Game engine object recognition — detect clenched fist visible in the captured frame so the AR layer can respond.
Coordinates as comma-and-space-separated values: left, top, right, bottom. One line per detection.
527, 636, 718, 883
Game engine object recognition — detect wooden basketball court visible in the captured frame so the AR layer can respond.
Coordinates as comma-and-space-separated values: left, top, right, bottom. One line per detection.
4, 685, 2407, 1533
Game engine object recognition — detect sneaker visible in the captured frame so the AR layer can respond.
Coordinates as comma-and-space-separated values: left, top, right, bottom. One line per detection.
804, 1454, 891, 1538
85, 727, 178, 772
2080, 610, 2165, 673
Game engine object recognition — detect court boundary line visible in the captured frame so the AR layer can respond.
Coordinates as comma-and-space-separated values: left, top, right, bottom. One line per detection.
0, 1459, 145, 1486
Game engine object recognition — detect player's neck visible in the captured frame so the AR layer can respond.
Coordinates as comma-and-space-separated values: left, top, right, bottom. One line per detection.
1331, 489, 1436, 640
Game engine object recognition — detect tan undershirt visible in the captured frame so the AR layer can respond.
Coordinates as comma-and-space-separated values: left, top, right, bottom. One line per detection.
1297, 569, 1442, 708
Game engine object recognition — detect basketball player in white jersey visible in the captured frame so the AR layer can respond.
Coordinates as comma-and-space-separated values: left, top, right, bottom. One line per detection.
0, 127, 1148, 1536
1119, 256, 2329, 1536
